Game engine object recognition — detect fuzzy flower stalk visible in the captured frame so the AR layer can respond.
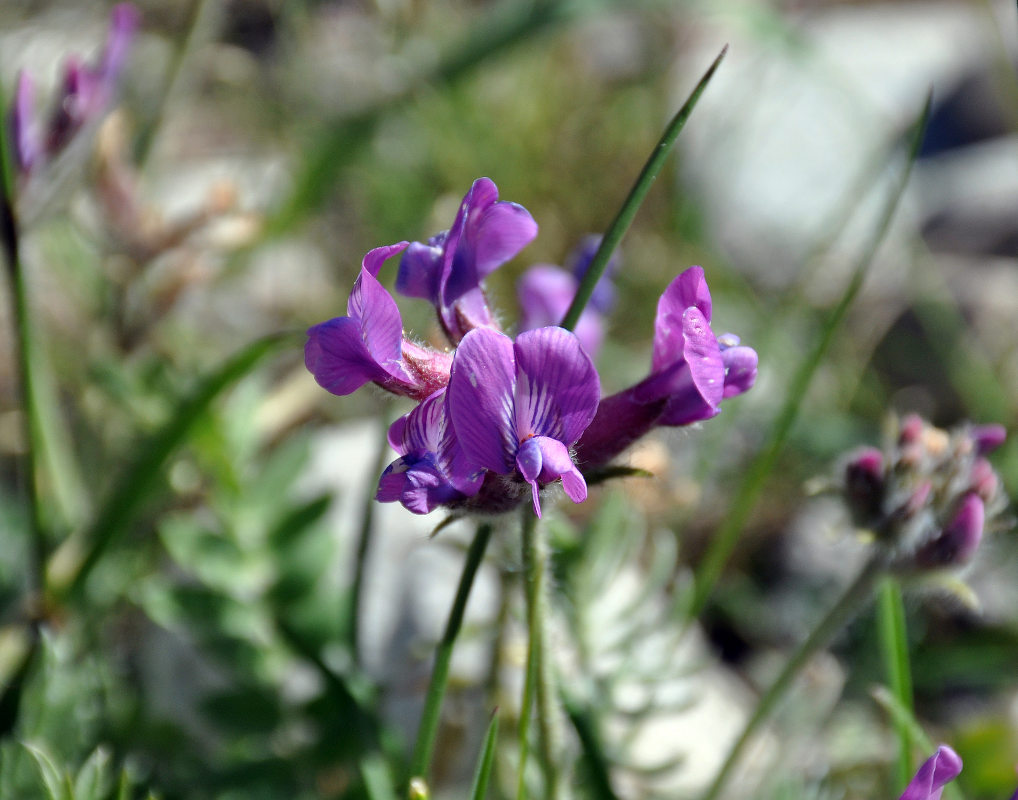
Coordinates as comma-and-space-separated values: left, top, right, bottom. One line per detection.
305, 178, 758, 517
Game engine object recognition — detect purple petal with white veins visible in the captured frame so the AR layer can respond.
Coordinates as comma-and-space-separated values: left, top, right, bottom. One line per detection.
448, 327, 518, 473
652, 266, 712, 373
721, 344, 758, 398
513, 327, 600, 445
900, 746, 962, 800
305, 317, 390, 396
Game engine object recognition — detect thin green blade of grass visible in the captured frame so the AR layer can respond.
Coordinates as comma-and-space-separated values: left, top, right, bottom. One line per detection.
51, 331, 298, 601
878, 577, 915, 791
688, 91, 933, 621
468, 710, 500, 800
559, 45, 728, 332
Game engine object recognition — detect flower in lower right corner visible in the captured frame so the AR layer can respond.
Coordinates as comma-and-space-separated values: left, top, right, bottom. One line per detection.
900, 746, 963, 800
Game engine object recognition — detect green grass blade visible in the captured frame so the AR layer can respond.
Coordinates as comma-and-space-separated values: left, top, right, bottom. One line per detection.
559, 45, 728, 332
468, 711, 500, 800
51, 332, 298, 600
878, 577, 914, 790
688, 91, 933, 620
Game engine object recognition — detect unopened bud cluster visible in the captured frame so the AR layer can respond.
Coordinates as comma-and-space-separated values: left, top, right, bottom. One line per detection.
842, 414, 1009, 573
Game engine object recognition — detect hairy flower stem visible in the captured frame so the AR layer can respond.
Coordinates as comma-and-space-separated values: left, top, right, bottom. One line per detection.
878, 577, 914, 790
409, 522, 494, 786
0, 102, 46, 618
559, 45, 727, 332
517, 508, 549, 797
700, 555, 886, 800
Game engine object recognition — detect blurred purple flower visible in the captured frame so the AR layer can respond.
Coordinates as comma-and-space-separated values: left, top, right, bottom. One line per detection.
376, 389, 483, 514
447, 326, 600, 517
305, 243, 452, 402
564, 234, 619, 314
517, 264, 604, 358
9, 4, 139, 175
576, 266, 757, 467
900, 746, 962, 800
397, 177, 537, 343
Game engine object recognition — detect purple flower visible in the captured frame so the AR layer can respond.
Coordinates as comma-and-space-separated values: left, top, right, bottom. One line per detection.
305, 243, 453, 402
376, 389, 483, 514
915, 492, 985, 569
9, 4, 139, 176
447, 326, 600, 517
575, 266, 757, 467
564, 234, 619, 314
517, 264, 605, 358
396, 178, 538, 343
900, 746, 962, 800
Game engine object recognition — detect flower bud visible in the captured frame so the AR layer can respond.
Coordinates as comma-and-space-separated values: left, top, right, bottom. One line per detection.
914, 493, 984, 569
844, 446, 885, 524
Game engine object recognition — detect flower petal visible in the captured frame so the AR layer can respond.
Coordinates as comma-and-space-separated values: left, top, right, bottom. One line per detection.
513, 326, 600, 445
395, 236, 444, 303
305, 317, 389, 396
444, 177, 538, 303
347, 248, 410, 379
652, 266, 713, 373
721, 344, 758, 398
900, 746, 962, 800
448, 327, 518, 473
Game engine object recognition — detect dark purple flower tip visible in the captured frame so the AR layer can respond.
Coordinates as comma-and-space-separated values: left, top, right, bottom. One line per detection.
565, 234, 619, 313
971, 423, 1007, 456
844, 446, 886, 523
10, 72, 41, 174
916, 493, 985, 569
517, 265, 604, 358
447, 326, 599, 514
900, 746, 963, 800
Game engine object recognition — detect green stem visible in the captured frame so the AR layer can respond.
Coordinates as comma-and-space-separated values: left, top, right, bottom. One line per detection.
516, 510, 541, 800
688, 92, 932, 621
409, 522, 495, 785
878, 577, 914, 790
0, 81, 46, 616
700, 556, 886, 800
559, 45, 727, 332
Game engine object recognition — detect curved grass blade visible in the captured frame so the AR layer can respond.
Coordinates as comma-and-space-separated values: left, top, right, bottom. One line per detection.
50, 331, 298, 600
559, 45, 728, 332
688, 91, 933, 620
468, 710, 500, 800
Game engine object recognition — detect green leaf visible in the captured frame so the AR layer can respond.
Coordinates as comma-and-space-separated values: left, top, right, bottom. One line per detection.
51, 332, 298, 600
468, 711, 500, 800
23, 743, 70, 800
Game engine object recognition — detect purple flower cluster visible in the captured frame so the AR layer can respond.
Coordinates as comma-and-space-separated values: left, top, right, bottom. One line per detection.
9, 4, 138, 177
305, 178, 758, 517
841, 414, 1009, 572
